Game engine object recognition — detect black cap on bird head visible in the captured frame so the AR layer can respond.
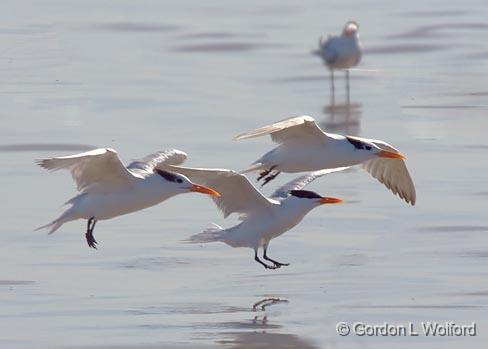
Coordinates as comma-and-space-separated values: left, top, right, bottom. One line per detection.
289, 190, 343, 204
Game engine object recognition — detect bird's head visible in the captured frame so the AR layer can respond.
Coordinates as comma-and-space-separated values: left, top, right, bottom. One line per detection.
346, 137, 406, 161
343, 21, 359, 37
288, 190, 343, 207
154, 169, 220, 197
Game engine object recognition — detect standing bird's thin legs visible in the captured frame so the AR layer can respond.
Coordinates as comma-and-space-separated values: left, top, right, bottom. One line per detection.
85, 217, 98, 249
330, 69, 335, 104
254, 249, 277, 270
345, 69, 350, 105
263, 245, 289, 268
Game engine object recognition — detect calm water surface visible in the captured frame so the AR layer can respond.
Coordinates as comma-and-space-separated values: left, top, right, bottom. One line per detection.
1, 1, 487, 348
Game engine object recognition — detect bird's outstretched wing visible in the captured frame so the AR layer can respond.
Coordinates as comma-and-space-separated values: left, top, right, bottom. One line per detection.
349, 136, 416, 205
36, 148, 136, 192
164, 165, 274, 218
127, 149, 188, 176
270, 167, 349, 199
233, 115, 332, 144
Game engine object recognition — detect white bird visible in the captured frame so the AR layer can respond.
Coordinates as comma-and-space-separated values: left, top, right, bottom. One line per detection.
234, 115, 416, 205
317, 21, 361, 100
163, 164, 344, 269
35, 148, 220, 248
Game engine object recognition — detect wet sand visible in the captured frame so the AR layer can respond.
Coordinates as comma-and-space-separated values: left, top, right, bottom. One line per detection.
1, 0, 487, 348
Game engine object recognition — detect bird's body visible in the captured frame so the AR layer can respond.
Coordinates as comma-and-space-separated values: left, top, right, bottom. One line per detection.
61, 176, 177, 221
320, 34, 361, 70
202, 199, 312, 249
36, 148, 219, 248
317, 21, 361, 100
163, 165, 343, 269
254, 134, 370, 173
235, 115, 416, 205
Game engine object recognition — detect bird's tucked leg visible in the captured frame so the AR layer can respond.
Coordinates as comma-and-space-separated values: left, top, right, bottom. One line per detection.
257, 165, 276, 181
263, 245, 289, 267
254, 249, 277, 270
85, 217, 98, 249
261, 170, 281, 187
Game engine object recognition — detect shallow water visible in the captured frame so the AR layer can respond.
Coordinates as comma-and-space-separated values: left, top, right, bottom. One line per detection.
1, 1, 487, 348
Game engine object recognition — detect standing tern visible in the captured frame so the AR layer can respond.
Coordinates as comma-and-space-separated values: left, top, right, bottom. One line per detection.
35, 148, 220, 248
235, 115, 416, 205
163, 165, 344, 270
317, 21, 361, 100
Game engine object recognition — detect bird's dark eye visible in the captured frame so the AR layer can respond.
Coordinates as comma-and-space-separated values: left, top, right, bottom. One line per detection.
365, 145, 372, 150
176, 178, 183, 183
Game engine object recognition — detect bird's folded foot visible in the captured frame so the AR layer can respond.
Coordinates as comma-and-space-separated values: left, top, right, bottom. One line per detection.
263, 263, 279, 270
263, 253, 289, 268
261, 170, 281, 187
85, 231, 98, 249
257, 165, 276, 181
255, 253, 280, 270
272, 261, 289, 268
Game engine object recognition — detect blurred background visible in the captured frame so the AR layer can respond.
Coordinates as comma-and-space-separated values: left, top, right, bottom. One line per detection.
1, 0, 487, 348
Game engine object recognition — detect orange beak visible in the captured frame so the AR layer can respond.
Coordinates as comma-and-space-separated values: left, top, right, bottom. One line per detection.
190, 184, 220, 197
319, 197, 343, 204
378, 150, 406, 160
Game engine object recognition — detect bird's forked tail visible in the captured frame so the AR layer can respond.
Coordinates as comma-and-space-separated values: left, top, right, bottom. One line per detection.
185, 224, 225, 244
240, 162, 266, 174
35, 219, 64, 235
35, 208, 75, 235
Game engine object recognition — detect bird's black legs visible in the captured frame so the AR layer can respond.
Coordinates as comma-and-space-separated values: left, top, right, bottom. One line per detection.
257, 165, 276, 181
263, 245, 289, 268
345, 70, 350, 104
85, 217, 98, 249
254, 249, 278, 270
261, 170, 281, 187
253, 246, 289, 270
257, 166, 281, 187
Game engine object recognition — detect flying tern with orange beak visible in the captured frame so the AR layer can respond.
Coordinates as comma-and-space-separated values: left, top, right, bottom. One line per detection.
235, 115, 416, 205
36, 148, 219, 248
163, 165, 344, 270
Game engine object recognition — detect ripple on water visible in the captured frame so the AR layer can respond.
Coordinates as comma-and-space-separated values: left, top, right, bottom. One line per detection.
364, 44, 446, 55
0, 143, 95, 152
97, 22, 181, 33
127, 302, 249, 316
0, 280, 35, 285
171, 42, 285, 53
120, 257, 190, 271
419, 225, 488, 233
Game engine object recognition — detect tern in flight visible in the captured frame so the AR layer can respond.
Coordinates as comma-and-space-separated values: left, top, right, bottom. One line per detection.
164, 165, 344, 269
36, 148, 220, 248
235, 115, 416, 205
317, 21, 361, 100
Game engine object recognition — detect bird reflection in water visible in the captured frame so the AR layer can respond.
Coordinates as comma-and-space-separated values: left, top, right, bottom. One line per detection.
217, 298, 319, 349
321, 100, 362, 136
